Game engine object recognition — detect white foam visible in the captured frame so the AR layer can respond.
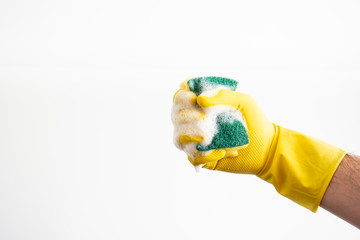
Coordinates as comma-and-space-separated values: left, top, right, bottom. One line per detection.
200, 84, 232, 97
194, 164, 203, 173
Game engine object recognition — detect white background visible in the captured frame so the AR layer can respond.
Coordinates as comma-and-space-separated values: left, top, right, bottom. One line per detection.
1, 0, 360, 239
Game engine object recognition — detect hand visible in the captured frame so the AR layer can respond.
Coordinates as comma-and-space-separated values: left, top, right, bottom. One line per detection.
172, 80, 346, 212
172, 79, 276, 174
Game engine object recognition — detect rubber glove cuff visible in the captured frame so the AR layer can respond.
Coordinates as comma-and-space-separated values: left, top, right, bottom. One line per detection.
257, 125, 347, 212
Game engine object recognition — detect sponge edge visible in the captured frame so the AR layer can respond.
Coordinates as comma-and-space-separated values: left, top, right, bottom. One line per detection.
187, 77, 238, 96
186, 76, 249, 152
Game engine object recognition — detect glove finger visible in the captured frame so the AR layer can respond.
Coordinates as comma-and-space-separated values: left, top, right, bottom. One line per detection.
197, 89, 266, 130
173, 89, 197, 106
175, 127, 204, 140
174, 129, 204, 150
191, 149, 226, 166
202, 160, 218, 170
188, 157, 219, 170
172, 108, 205, 125
196, 89, 245, 108
179, 135, 204, 144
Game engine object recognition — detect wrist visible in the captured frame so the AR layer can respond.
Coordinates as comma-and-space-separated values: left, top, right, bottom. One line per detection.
321, 154, 360, 228
257, 126, 347, 212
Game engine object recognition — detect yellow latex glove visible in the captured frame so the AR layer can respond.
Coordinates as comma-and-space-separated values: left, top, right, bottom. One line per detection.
173, 87, 347, 212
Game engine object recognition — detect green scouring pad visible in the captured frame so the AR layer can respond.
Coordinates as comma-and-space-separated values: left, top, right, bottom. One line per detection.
187, 76, 238, 96
187, 76, 249, 151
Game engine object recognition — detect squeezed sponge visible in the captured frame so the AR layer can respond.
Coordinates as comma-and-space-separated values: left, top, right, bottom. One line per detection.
187, 76, 249, 152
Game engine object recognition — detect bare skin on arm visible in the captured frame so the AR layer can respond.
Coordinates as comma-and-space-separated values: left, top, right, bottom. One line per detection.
321, 154, 360, 229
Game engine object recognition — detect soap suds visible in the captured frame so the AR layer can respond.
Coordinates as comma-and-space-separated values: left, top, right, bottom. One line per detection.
200, 85, 231, 97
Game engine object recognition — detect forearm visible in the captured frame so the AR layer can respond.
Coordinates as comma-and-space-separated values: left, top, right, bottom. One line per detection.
321, 154, 360, 229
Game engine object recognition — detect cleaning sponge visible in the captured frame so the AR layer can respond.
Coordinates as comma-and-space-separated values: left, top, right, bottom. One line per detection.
187, 76, 249, 152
